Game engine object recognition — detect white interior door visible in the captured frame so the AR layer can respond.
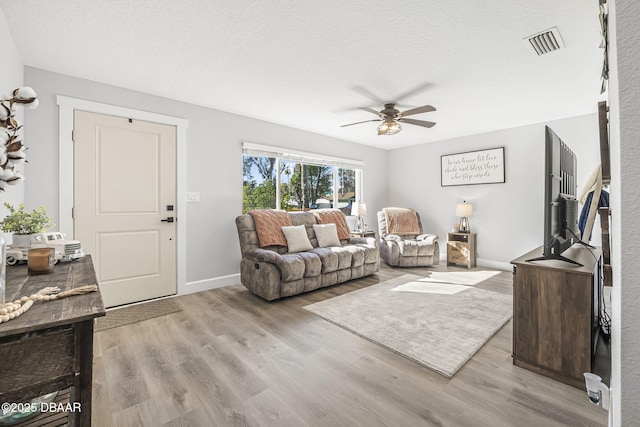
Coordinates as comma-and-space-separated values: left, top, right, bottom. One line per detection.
74, 110, 177, 308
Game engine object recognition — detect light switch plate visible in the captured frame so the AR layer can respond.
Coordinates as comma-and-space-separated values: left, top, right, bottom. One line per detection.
186, 192, 200, 203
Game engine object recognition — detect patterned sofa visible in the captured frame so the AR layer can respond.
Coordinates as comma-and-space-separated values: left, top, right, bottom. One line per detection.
235, 209, 379, 301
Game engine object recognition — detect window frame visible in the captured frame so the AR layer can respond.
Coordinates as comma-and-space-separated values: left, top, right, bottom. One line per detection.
242, 142, 364, 212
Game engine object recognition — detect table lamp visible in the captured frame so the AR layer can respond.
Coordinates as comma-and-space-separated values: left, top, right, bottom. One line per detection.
351, 202, 367, 232
456, 202, 473, 233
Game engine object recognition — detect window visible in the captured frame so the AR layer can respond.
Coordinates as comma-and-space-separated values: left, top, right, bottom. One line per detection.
242, 143, 363, 214
337, 168, 356, 214
242, 155, 277, 211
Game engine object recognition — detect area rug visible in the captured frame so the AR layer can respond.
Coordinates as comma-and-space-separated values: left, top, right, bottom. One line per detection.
95, 298, 181, 332
303, 273, 512, 378
411, 269, 503, 286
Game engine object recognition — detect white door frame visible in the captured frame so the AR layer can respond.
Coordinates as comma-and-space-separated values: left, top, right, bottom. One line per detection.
57, 95, 188, 296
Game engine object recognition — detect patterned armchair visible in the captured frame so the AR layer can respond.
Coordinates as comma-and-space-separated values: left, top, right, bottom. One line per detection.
377, 208, 440, 267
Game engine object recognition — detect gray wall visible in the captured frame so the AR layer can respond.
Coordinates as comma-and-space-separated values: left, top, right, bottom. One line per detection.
19, 64, 604, 277
387, 114, 601, 268
22, 67, 388, 285
609, 0, 639, 424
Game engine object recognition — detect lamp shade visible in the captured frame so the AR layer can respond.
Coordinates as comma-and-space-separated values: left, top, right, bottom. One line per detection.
455, 203, 473, 217
351, 202, 367, 216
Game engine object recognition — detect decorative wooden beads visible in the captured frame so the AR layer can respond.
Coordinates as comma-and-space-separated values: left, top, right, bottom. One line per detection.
0, 284, 97, 325
0, 299, 33, 323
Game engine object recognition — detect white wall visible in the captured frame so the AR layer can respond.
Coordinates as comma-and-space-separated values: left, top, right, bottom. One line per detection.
0, 9, 24, 212
608, 0, 640, 425
387, 114, 601, 268
22, 67, 388, 288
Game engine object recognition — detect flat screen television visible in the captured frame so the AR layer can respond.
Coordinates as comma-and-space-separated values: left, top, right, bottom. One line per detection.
527, 126, 582, 265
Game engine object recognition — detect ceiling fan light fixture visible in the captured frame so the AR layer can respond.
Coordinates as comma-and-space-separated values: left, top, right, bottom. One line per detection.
342, 101, 435, 134
377, 119, 401, 135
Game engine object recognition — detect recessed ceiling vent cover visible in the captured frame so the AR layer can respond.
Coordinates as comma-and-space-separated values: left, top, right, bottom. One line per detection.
525, 27, 565, 55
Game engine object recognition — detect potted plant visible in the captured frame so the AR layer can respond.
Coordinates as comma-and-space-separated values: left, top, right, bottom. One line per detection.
0, 203, 55, 247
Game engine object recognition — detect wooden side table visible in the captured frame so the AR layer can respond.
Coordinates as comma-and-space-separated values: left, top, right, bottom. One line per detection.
447, 232, 477, 269
0, 256, 105, 426
351, 230, 376, 238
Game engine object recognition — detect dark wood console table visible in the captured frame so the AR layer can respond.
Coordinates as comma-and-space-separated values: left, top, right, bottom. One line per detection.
0, 255, 104, 426
511, 245, 602, 390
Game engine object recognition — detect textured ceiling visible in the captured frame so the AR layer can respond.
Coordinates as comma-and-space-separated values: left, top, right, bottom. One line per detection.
0, 0, 603, 149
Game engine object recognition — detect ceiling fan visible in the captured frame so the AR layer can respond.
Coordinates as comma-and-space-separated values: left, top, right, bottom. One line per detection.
341, 103, 436, 135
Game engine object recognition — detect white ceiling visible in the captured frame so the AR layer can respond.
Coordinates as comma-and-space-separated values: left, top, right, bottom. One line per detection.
0, 0, 604, 150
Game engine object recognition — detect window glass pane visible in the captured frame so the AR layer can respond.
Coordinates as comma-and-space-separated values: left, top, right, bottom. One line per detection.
280, 160, 298, 211
242, 155, 277, 213
289, 163, 306, 210
290, 163, 334, 210
337, 168, 356, 214
310, 165, 333, 210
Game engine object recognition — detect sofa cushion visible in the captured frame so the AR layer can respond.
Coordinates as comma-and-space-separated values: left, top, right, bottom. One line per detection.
297, 252, 322, 277
330, 246, 353, 270
278, 254, 306, 282
313, 209, 351, 240
282, 225, 313, 252
313, 223, 341, 248
343, 245, 365, 267
308, 247, 339, 273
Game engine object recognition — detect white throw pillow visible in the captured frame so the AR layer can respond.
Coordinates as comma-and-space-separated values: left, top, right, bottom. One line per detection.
313, 223, 341, 248
282, 225, 313, 252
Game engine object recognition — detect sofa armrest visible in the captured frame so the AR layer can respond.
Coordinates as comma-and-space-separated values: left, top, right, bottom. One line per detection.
348, 236, 376, 246
417, 234, 438, 245
382, 234, 402, 242
244, 247, 284, 264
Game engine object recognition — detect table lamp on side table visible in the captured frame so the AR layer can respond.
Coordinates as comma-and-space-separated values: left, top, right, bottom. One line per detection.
351, 202, 367, 232
456, 202, 473, 233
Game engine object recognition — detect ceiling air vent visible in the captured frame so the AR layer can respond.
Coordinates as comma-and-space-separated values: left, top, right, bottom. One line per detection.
525, 27, 565, 55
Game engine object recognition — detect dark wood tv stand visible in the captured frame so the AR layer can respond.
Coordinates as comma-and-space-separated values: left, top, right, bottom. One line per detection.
511, 245, 602, 390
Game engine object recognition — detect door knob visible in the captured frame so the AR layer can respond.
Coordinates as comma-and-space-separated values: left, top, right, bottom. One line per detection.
161, 217, 175, 223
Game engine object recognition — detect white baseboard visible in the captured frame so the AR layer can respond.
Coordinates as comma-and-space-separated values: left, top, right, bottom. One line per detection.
182, 258, 511, 296
477, 258, 512, 271
439, 252, 512, 272
184, 273, 240, 295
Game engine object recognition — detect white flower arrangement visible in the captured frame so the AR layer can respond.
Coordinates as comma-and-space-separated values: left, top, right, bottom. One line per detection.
0, 87, 38, 191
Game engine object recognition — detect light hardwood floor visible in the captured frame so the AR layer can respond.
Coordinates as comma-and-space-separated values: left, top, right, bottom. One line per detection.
92, 264, 608, 426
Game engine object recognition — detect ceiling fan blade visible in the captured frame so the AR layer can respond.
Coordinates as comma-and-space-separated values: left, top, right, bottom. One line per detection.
400, 105, 436, 117
398, 118, 436, 128
358, 107, 384, 117
393, 82, 433, 104
340, 119, 382, 128
351, 85, 387, 105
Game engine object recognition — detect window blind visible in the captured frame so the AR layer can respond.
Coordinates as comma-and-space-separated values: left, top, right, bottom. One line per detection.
242, 142, 364, 170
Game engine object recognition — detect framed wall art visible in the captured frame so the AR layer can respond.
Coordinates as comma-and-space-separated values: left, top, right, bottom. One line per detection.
441, 147, 505, 186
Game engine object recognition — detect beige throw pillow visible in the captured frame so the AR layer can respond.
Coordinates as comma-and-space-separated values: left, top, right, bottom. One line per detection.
313, 223, 341, 248
282, 225, 313, 252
